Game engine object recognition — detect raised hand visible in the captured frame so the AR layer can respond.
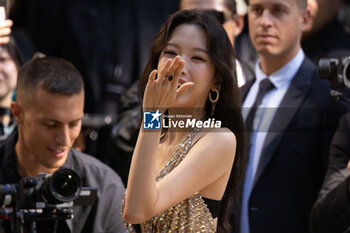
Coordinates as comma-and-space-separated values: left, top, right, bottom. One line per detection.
143, 55, 193, 110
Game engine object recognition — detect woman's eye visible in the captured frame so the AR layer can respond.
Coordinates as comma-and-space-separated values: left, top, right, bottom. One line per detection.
192, 56, 205, 61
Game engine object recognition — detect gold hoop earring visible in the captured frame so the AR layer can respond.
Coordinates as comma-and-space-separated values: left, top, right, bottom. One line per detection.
209, 89, 219, 116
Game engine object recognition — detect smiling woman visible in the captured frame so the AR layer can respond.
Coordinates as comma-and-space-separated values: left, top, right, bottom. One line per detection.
122, 10, 246, 233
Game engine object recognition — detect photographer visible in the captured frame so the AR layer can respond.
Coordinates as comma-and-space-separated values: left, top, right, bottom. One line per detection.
0, 57, 127, 233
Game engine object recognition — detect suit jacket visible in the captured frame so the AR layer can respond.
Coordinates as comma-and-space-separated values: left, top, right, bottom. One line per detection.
239, 57, 345, 233
310, 113, 350, 233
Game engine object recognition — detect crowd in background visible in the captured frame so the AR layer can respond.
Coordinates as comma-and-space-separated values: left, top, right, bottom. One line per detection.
5, 0, 350, 178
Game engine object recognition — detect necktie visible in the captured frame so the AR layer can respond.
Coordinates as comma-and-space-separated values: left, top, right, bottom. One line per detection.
245, 78, 274, 150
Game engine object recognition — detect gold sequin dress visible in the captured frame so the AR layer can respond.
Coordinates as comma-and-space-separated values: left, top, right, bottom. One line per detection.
124, 129, 217, 233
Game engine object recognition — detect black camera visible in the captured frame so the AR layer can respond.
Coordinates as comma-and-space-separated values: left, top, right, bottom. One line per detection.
319, 56, 350, 98
0, 168, 96, 233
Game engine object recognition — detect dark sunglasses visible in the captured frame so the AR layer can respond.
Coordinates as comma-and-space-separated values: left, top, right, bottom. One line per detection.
203, 10, 226, 24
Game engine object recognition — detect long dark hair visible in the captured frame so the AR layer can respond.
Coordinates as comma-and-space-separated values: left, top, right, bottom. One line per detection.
138, 10, 246, 232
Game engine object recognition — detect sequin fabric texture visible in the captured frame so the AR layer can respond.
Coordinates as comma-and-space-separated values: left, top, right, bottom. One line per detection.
124, 128, 216, 233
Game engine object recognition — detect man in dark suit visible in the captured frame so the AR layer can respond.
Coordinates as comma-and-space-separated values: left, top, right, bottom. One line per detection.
238, 0, 345, 232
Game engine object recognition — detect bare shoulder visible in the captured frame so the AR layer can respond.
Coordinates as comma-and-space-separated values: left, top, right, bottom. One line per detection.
199, 127, 236, 146
192, 127, 237, 161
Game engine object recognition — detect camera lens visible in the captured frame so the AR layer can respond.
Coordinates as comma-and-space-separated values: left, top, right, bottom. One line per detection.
46, 168, 81, 203
53, 171, 78, 197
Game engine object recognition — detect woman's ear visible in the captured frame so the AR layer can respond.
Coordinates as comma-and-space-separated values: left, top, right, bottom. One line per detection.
211, 83, 221, 91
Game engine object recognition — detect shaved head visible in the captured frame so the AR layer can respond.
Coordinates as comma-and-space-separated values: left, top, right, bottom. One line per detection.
16, 56, 84, 108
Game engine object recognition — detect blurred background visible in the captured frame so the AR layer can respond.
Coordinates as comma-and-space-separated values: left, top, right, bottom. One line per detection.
5, 0, 350, 184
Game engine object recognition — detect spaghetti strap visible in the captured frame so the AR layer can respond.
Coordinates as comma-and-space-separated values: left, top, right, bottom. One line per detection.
156, 128, 200, 182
